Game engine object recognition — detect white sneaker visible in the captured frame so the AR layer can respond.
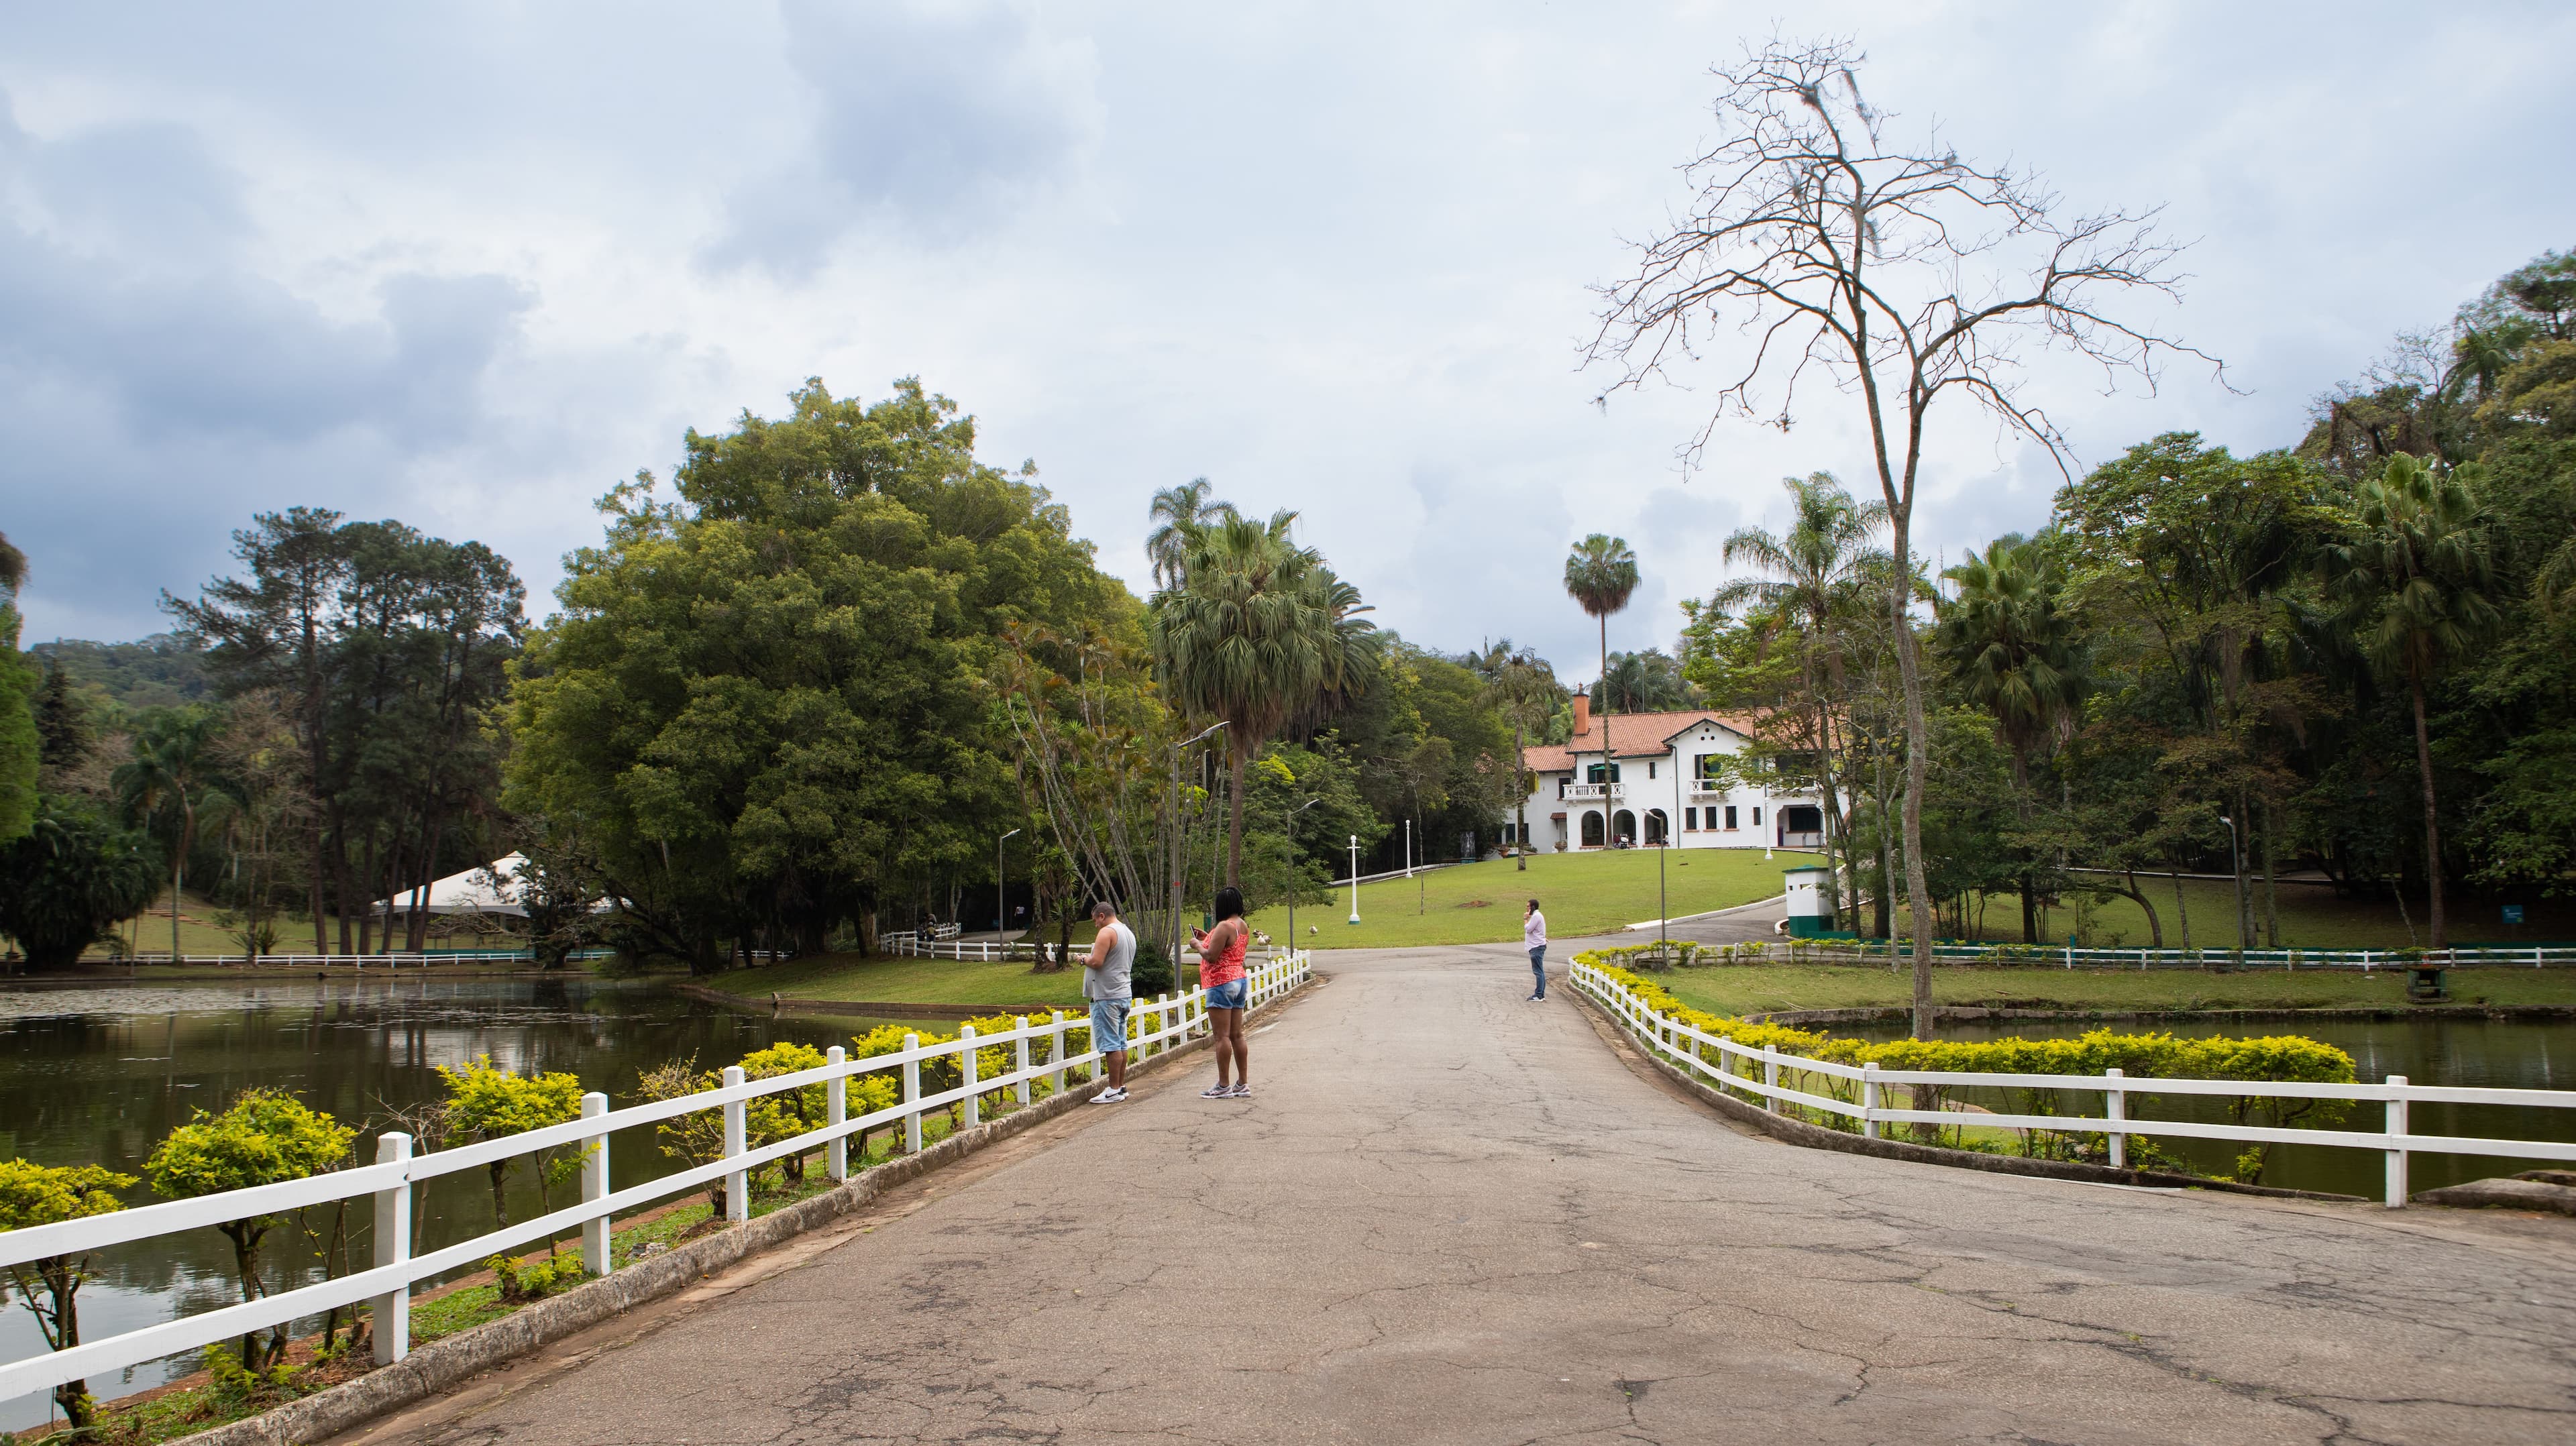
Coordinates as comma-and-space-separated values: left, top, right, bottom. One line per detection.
1090, 1087, 1126, 1104
1200, 1083, 1232, 1099
1226, 1082, 1251, 1099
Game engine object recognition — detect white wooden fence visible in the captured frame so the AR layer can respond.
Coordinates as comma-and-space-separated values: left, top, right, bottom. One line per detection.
1572, 958, 2576, 1208
0, 951, 1313, 1406
1793, 939, 2576, 970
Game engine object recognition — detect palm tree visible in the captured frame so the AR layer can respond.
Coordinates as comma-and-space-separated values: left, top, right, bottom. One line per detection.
113, 708, 219, 960
1145, 479, 1237, 592
1712, 474, 1888, 906
1562, 536, 1639, 844
1937, 535, 2090, 942
2320, 453, 2500, 950
1152, 509, 1376, 885
1468, 640, 1560, 871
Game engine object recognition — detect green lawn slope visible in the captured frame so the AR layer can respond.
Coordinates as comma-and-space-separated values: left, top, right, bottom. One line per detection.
1254, 848, 1819, 950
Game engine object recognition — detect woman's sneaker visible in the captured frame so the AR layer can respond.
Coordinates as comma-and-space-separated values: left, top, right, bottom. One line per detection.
1090, 1086, 1126, 1104
1200, 1083, 1232, 1099
1224, 1082, 1251, 1099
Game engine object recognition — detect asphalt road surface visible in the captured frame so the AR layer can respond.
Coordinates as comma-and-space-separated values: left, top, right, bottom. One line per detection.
335, 944, 2576, 1445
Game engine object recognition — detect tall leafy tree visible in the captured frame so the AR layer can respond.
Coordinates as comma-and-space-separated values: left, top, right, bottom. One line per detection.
1145, 478, 1234, 591
0, 533, 36, 844
1938, 535, 2090, 941
1562, 533, 1638, 834
511, 378, 1129, 966
0, 798, 162, 968
1466, 639, 1560, 871
1150, 508, 1377, 885
113, 707, 218, 960
2320, 453, 2501, 948
1712, 472, 1888, 904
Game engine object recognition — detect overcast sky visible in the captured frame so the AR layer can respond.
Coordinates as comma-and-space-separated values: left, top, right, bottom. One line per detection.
3, 1, 2569, 681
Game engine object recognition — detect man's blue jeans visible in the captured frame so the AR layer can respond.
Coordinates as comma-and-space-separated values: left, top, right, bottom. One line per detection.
1528, 946, 1546, 998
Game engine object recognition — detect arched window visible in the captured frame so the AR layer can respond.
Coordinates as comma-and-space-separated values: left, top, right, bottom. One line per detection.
1644, 808, 1669, 845
1580, 811, 1606, 847
1613, 810, 1638, 846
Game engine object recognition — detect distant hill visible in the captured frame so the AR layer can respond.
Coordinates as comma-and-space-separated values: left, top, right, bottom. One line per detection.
29, 632, 214, 714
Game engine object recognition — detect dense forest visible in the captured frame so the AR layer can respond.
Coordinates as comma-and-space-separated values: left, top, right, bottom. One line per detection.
1, 247, 2566, 970
1684, 247, 2576, 951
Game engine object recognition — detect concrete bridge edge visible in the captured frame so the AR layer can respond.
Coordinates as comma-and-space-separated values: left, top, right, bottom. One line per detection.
184, 973, 1322, 1446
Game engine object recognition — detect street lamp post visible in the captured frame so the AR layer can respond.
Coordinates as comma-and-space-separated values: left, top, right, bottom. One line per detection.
1287, 797, 1320, 943
2218, 813, 2247, 949
996, 828, 1022, 941
1169, 722, 1227, 984
1348, 834, 1360, 925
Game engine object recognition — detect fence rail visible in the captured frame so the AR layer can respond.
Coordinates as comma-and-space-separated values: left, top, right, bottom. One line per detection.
1771, 938, 2576, 970
1568, 958, 2576, 1208
60, 949, 792, 969
0, 950, 1313, 1404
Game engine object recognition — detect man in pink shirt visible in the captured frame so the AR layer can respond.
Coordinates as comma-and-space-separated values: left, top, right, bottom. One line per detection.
1523, 899, 1547, 1001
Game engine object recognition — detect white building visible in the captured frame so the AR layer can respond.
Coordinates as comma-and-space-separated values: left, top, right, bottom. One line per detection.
1505, 694, 1825, 853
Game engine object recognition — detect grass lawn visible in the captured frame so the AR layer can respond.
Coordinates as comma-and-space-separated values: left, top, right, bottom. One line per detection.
1648, 962, 2576, 1017
750, 952, 1120, 1008
68, 889, 518, 960
1923, 876, 2576, 949
1253, 848, 1821, 950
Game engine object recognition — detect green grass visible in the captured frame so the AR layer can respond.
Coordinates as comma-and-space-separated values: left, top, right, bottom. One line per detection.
59, 888, 525, 962
1919, 877, 2576, 949
1254, 848, 1821, 950
747, 952, 1102, 1007
1646, 961, 2576, 1017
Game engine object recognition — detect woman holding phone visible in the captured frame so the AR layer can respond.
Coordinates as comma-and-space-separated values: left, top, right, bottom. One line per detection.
1193, 885, 1253, 1098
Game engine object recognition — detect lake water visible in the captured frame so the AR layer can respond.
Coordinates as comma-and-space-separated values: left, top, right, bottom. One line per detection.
1847, 1013, 2576, 1199
0, 975, 896, 1431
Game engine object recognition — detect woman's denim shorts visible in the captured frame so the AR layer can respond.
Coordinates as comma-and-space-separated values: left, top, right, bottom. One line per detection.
1203, 977, 1248, 1010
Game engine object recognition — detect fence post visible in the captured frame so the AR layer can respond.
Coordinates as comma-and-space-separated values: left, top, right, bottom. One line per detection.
722, 1065, 749, 1224
902, 1034, 923, 1154
1862, 1062, 1880, 1139
1763, 1045, 1780, 1114
1049, 1010, 1066, 1097
370, 1131, 413, 1366
580, 1091, 611, 1275
2385, 1074, 2409, 1209
825, 1046, 849, 1182
2104, 1068, 2126, 1170
1015, 1017, 1032, 1107
961, 1026, 981, 1130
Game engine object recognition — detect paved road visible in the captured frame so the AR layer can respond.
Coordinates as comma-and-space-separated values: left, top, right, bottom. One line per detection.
343, 946, 2576, 1445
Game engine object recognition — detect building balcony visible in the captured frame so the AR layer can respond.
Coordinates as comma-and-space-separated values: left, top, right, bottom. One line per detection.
1688, 779, 1729, 797
1562, 782, 1621, 801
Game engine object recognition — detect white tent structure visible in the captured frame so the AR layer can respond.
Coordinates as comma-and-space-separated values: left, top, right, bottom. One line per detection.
372, 853, 534, 919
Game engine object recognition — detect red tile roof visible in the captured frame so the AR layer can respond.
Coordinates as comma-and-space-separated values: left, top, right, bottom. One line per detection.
1521, 709, 1761, 772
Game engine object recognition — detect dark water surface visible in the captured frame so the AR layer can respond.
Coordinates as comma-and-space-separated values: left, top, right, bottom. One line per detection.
1849, 1014, 2576, 1199
0, 975, 894, 1430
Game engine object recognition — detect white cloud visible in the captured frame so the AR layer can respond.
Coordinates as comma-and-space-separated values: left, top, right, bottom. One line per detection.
0, 0, 2567, 685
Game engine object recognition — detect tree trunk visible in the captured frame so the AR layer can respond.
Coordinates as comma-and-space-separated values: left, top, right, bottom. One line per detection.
309, 816, 330, 956
1598, 614, 1611, 851
2171, 868, 2192, 952
2259, 800, 2282, 948
2234, 787, 2255, 950
487, 1160, 511, 1228
2121, 869, 2163, 948
2410, 672, 2446, 950
1225, 748, 1247, 887
1514, 722, 1529, 872
1890, 530, 1935, 1037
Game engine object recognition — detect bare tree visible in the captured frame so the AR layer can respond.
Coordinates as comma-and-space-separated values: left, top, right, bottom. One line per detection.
1588, 38, 2220, 1037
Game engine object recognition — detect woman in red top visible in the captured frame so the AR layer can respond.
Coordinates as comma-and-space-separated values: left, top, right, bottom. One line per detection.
1192, 885, 1252, 1099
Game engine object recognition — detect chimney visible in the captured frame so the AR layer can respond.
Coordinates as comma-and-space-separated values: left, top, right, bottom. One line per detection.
1571, 690, 1592, 740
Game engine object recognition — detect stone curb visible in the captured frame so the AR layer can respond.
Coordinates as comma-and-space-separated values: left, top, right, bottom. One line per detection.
181, 976, 1310, 1446
1567, 985, 2367, 1205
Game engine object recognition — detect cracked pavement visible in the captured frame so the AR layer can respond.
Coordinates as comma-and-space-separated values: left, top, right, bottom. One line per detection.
338, 945, 2576, 1445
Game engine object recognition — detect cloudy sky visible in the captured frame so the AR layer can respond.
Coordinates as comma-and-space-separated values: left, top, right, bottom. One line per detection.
3, 1, 2569, 679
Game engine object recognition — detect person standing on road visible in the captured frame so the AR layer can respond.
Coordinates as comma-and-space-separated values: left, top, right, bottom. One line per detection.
1524, 899, 1547, 1001
1083, 900, 1135, 1103
1192, 885, 1252, 1098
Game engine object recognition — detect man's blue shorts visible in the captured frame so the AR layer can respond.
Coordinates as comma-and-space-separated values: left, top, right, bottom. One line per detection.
1089, 997, 1130, 1054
